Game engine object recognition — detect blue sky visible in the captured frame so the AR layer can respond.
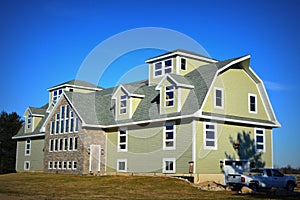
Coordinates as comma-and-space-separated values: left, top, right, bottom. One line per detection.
1, 0, 300, 167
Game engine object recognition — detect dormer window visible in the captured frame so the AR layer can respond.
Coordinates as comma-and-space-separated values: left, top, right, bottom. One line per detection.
180, 58, 186, 70
165, 85, 174, 107
119, 95, 127, 114
154, 59, 173, 77
27, 114, 32, 129
53, 89, 63, 102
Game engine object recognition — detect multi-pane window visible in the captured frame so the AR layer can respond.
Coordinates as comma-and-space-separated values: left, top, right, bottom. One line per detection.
48, 161, 53, 169
55, 114, 60, 134
163, 158, 175, 173
53, 161, 57, 169
63, 161, 67, 169
181, 58, 186, 70
204, 123, 217, 150
70, 111, 74, 132
214, 88, 224, 108
75, 118, 79, 132
58, 161, 62, 169
49, 139, 54, 152
164, 122, 175, 150
53, 89, 63, 102
59, 138, 63, 151
25, 139, 31, 156
69, 137, 73, 151
24, 161, 30, 170
249, 94, 257, 113
153, 59, 173, 77
50, 121, 55, 135
73, 161, 77, 170
119, 95, 127, 114
64, 138, 68, 151
165, 85, 174, 107
68, 161, 72, 170
117, 159, 127, 172
27, 114, 32, 129
118, 129, 127, 152
54, 138, 58, 152
255, 128, 265, 152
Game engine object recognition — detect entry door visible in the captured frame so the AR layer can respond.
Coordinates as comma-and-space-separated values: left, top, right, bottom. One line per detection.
89, 145, 101, 172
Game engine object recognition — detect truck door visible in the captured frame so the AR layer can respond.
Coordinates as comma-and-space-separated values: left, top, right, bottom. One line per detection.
271, 169, 285, 188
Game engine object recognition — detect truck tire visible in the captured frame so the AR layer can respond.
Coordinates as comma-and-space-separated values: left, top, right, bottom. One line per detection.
249, 183, 258, 192
286, 182, 295, 192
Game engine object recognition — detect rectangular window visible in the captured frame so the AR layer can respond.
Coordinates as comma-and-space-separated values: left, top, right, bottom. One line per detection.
255, 128, 265, 152
66, 105, 70, 118
70, 111, 74, 132
64, 138, 68, 151
249, 94, 257, 113
181, 58, 186, 70
75, 118, 79, 132
67, 161, 72, 170
117, 159, 127, 172
24, 161, 30, 170
59, 138, 63, 151
214, 87, 224, 108
165, 85, 174, 107
54, 138, 58, 152
25, 139, 31, 156
164, 122, 175, 150
154, 62, 162, 77
50, 121, 55, 135
118, 129, 127, 152
53, 161, 57, 169
204, 123, 217, 150
164, 59, 172, 74
48, 161, 53, 169
163, 158, 175, 173
60, 120, 64, 134
74, 137, 78, 150
49, 139, 54, 152
62, 161, 67, 169
65, 119, 69, 133
61, 105, 65, 119
73, 161, 77, 170
55, 114, 60, 134
69, 137, 73, 151
53, 89, 62, 102
58, 161, 62, 169
119, 95, 127, 114
27, 114, 32, 129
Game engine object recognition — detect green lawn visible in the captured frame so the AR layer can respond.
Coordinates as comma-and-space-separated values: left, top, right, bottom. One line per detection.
0, 173, 299, 200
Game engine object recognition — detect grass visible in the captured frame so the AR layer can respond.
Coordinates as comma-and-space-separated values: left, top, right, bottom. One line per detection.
0, 173, 299, 200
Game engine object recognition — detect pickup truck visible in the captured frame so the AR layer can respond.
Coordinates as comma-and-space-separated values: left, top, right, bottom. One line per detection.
226, 168, 297, 192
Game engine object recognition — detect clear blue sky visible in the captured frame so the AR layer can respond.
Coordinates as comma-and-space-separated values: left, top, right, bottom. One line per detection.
1, 0, 300, 167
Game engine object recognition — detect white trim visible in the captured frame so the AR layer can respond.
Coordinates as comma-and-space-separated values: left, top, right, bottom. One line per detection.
49, 139, 53, 152
192, 120, 196, 174
72, 161, 77, 170
162, 158, 176, 173
180, 57, 187, 71
271, 129, 273, 168
67, 161, 72, 170
176, 56, 180, 74
203, 122, 217, 150
165, 85, 175, 108
155, 74, 194, 90
177, 87, 181, 112
24, 161, 30, 171
48, 161, 53, 169
62, 161, 67, 170
146, 51, 217, 63
105, 133, 108, 173
89, 144, 101, 172
15, 142, 19, 171
25, 139, 31, 156
48, 84, 102, 92
12, 133, 45, 139
248, 93, 257, 114
163, 121, 176, 150
112, 85, 145, 99
117, 128, 128, 152
255, 128, 265, 153
214, 87, 224, 109
117, 159, 127, 172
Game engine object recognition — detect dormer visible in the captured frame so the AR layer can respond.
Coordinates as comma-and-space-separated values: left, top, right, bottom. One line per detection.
112, 85, 145, 121
23, 107, 45, 133
146, 49, 217, 86
155, 74, 194, 114
47, 80, 103, 112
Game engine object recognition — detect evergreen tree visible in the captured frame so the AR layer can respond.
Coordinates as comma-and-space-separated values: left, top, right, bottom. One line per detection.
0, 111, 23, 173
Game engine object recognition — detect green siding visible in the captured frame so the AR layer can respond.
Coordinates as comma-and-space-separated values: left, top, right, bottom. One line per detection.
106, 120, 193, 173
16, 138, 44, 172
195, 120, 273, 174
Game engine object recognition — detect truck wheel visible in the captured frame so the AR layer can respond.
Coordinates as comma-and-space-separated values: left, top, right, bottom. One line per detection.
286, 182, 294, 192
249, 183, 258, 192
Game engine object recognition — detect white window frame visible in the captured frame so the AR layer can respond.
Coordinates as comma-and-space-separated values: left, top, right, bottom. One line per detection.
153, 59, 173, 77
53, 89, 62, 102
25, 139, 31, 156
204, 122, 217, 150
63, 138, 68, 151
72, 161, 77, 170
214, 87, 224, 109
70, 111, 74, 133
60, 106, 64, 134
59, 138, 63, 152
58, 161, 62, 169
74, 136, 78, 151
50, 121, 55, 135
62, 161, 67, 170
248, 93, 257, 114
67, 161, 72, 170
162, 158, 176, 173
48, 161, 53, 169
49, 139, 54, 152
117, 159, 127, 172
24, 161, 30, 171
69, 137, 73, 151
165, 85, 175, 107
119, 95, 127, 115
118, 128, 128, 152
54, 138, 58, 152
74, 117, 79, 132
163, 122, 176, 150
255, 128, 265, 152
53, 161, 57, 169
180, 57, 186, 71
27, 114, 32, 129
55, 113, 60, 134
